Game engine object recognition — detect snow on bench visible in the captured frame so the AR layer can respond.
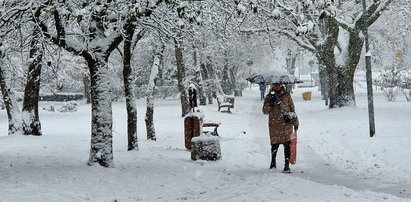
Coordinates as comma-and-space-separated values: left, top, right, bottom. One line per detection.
216, 96, 234, 113
202, 122, 220, 137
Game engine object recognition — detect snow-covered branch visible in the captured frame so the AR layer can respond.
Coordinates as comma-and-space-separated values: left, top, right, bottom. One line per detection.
353, 0, 394, 30
240, 27, 316, 52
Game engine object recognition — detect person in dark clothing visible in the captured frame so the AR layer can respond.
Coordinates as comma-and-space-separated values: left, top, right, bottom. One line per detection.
262, 84, 299, 173
259, 83, 267, 100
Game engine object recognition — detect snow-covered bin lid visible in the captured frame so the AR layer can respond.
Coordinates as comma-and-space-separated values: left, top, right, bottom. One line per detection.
184, 111, 204, 119
191, 133, 219, 142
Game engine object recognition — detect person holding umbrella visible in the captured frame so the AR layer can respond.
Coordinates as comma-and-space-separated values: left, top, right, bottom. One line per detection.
262, 83, 299, 173
259, 82, 267, 100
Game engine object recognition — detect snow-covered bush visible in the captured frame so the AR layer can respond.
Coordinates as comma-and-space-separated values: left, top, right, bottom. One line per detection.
400, 74, 411, 101
57, 101, 79, 113
191, 133, 221, 161
42, 105, 56, 112
374, 63, 404, 102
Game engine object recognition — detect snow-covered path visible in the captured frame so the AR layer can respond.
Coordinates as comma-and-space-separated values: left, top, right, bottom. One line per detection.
294, 144, 411, 199
234, 88, 411, 199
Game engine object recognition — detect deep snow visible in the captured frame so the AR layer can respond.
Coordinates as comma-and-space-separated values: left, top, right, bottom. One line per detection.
1, 82, 411, 202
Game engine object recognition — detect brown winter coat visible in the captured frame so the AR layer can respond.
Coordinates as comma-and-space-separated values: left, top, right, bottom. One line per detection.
262, 87, 299, 144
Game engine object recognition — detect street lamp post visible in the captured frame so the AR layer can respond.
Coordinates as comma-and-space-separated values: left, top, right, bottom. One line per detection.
362, 0, 376, 137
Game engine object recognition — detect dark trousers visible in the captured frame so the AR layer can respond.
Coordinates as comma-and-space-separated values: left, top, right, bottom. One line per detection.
271, 141, 291, 162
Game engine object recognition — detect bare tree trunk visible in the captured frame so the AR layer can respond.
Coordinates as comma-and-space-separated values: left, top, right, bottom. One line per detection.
22, 27, 43, 136
145, 94, 156, 140
83, 72, 91, 104
0, 62, 21, 135
229, 68, 237, 91
322, 55, 339, 108
286, 50, 297, 75
87, 55, 114, 167
123, 23, 138, 151
324, 30, 362, 108
318, 63, 329, 105
145, 44, 163, 141
221, 50, 233, 95
316, 18, 340, 108
174, 39, 190, 117
193, 45, 207, 105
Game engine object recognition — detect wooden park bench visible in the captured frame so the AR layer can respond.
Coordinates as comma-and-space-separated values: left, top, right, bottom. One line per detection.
216, 96, 235, 113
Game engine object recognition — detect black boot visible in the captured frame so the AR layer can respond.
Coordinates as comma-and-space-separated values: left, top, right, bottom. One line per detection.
270, 144, 279, 169
283, 142, 291, 173
270, 160, 276, 169
283, 159, 291, 173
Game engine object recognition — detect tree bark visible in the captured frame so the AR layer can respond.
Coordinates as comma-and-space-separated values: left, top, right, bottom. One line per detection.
193, 46, 207, 105
174, 39, 190, 117
318, 62, 329, 105
83, 73, 91, 104
315, 18, 340, 108
286, 50, 297, 75
221, 50, 233, 95
123, 23, 138, 151
145, 44, 163, 141
0, 63, 21, 135
324, 30, 363, 108
204, 58, 217, 104
87, 54, 114, 167
145, 93, 156, 140
22, 27, 43, 136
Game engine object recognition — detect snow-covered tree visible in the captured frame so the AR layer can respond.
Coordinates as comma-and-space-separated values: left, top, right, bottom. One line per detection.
374, 60, 405, 102
0, 43, 22, 135
122, 25, 145, 151
35, 0, 171, 167
145, 37, 164, 141
238, 0, 394, 108
1, 0, 48, 136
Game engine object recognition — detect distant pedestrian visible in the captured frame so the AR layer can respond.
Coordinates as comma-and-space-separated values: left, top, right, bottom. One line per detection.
285, 84, 294, 94
259, 83, 267, 100
262, 83, 299, 173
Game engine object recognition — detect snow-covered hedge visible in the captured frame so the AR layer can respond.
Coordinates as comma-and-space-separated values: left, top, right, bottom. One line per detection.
43, 101, 79, 113
57, 101, 79, 112
374, 63, 410, 102
191, 133, 221, 161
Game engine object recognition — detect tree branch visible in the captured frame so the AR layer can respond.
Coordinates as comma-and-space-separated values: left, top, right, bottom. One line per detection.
241, 27, 316, 52
367, 0, 394, 26
354, 0, 393, 30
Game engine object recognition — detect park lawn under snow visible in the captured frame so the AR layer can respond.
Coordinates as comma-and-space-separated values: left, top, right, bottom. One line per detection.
0, 82, 411, 202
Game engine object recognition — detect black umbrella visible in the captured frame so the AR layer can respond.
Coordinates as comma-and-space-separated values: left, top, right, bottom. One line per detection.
246, 70, 303, 85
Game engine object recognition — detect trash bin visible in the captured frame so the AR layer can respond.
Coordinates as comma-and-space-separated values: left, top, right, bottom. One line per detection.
184, 112, 203, 150
302, 91, 312, 101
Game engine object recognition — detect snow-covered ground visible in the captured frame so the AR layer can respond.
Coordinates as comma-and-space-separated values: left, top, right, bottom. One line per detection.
1, 82, 411, 202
